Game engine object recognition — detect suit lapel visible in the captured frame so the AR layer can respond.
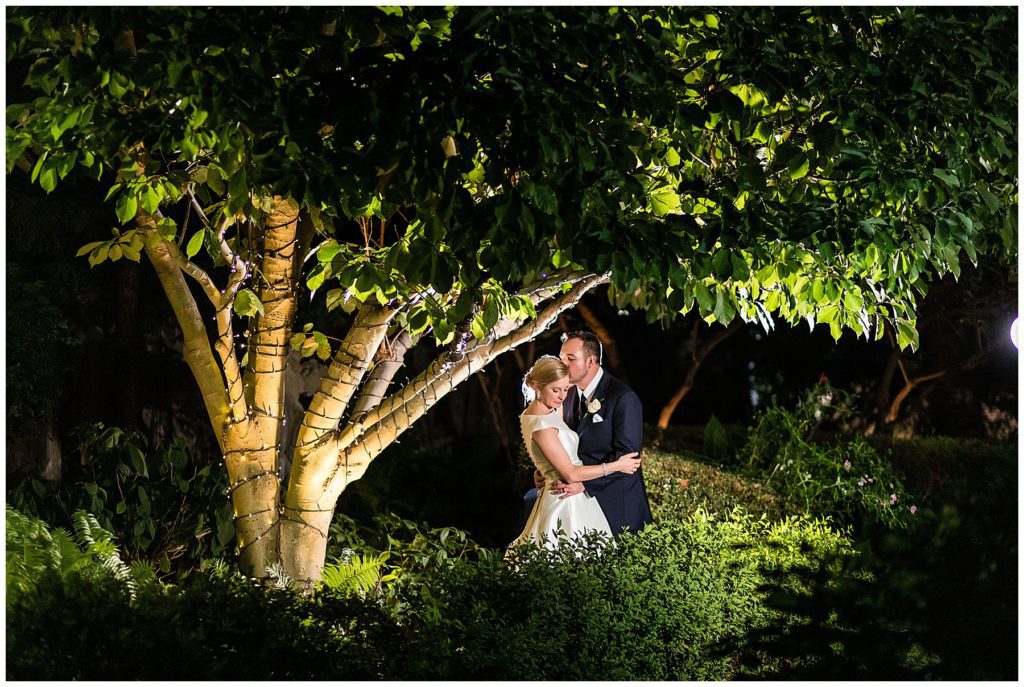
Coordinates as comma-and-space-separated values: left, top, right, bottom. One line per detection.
576, 373, 613, 436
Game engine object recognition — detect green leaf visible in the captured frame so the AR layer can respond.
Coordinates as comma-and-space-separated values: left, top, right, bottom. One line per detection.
227, 169, 248, 214
470, 315, 487, 340
76, 241, 105, 257
932, 168, 960, 188
156, 217, 178, 242
38, 166, 58, 193
185, 230, 205, 258
649, 187, 681, 216
88, 244, 109, 267
729, 253, 750, 281
233, 288, 265, 317
306, 264, 326, 291
317, 241, 342, 264
29, 151, 47, 183
712, 290, 735, 323
326, 288, 347, 311
665, 146, 681, 167
695, 283, 714, 312
978, 186, 1001, 213
141, 185, 162, 213
115, 194, 138, 224
895, 319, 919, 351
816, 304, 838, 324
788, 151, 810, 180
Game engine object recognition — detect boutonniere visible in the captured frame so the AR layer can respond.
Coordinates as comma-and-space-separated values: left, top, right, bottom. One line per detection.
585, 397, 603, 414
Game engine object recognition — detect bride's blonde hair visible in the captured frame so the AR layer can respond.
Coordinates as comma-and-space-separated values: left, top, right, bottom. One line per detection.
522, 355, 569, 405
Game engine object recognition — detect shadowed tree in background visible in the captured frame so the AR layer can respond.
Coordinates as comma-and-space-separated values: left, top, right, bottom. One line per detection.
6, 6, 1016, 584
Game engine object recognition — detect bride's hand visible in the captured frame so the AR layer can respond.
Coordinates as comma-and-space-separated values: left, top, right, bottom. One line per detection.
612, 451, 642, 474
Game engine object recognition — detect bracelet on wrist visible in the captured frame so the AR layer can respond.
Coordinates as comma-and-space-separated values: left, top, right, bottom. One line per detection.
602, 463, 608, 477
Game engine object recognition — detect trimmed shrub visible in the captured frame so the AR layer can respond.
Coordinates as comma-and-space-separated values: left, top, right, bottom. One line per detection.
644, 448, 795, 522
6, 506, 851, 681
384, 512, 852, 680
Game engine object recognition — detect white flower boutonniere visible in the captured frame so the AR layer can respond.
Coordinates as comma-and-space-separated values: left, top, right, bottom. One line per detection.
586, 397, 602, 414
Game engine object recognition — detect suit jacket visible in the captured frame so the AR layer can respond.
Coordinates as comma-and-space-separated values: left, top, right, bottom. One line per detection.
576, 371, 653, 537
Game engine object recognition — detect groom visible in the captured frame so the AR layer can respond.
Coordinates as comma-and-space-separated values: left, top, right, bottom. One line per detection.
553, 330, 653, 538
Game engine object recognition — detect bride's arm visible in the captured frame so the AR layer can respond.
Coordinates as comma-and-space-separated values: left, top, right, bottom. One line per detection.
532, 428, 639, 483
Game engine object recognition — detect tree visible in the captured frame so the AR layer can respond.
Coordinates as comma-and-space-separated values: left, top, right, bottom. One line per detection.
6, 7, 1016, 584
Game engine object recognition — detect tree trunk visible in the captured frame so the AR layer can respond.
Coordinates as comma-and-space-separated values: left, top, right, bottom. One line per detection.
142, 200, 609, 586
280, 272, 608, 585
656, 318, 742, 432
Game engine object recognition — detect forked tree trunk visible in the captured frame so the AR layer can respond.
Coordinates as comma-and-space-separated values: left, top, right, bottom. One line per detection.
140, 195, 608, 586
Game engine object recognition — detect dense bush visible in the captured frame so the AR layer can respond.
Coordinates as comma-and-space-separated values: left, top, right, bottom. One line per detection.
644, 448, 795, 522
884, 436, 1017, 516
8, 423, 235, 574
395, 512, 850, 680
737, 503, 1017, 680
7, 505, 851, 680
742, 382, 914, 527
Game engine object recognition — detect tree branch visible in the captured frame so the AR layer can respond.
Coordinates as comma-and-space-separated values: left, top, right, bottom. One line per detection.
295, 302, 399, 452
138, 220, 231, 441
656, 318, 743, 430
336, 272, 607, 455
247, 199, 301, 422
350, 329, 416, 417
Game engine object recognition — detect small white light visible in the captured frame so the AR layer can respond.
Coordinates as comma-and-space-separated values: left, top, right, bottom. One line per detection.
1011, 317, 1020, 350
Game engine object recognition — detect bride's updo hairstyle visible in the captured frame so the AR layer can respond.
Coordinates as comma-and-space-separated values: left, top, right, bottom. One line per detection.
521, 355, 569, 405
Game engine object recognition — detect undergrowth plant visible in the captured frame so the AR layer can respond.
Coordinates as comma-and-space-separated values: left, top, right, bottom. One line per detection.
744, 382, 914, 527
6, 505, 157, 605
8, 423, 236, 575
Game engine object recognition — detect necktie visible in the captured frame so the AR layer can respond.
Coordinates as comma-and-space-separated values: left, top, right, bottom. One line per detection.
566, 389, 581, 429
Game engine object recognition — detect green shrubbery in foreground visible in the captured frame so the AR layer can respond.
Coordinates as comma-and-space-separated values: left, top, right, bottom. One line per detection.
7, 505, 849, 680
6, 387, 1015, 680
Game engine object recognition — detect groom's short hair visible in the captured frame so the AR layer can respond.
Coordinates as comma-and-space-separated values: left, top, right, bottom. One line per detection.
562, 330, 602, 364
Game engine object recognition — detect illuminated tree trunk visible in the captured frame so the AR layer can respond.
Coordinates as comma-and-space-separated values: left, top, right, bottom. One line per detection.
279, 272, 608, 587
140, 199, 607, 586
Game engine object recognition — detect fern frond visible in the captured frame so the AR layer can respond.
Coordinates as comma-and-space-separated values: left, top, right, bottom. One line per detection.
319, 552, 388, 596
265, 561, 292, 591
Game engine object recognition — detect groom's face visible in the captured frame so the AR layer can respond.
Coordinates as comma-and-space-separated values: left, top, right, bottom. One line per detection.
559, 338, 596, 386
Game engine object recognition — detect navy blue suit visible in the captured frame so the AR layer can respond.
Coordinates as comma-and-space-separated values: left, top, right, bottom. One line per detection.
575, 371, 653, 538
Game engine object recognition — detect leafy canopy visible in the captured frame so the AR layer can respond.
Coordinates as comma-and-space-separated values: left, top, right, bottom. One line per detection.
6, 7, 1017, 349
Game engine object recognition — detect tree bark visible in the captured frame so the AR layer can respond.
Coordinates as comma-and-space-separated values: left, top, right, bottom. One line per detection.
279, 271, 608, 585
656, 318, 743, 431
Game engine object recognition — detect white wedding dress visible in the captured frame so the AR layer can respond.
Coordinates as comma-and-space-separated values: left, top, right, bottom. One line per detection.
508, 409, 613, 551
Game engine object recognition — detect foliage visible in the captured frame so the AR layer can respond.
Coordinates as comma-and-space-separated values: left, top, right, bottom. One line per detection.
8, 423, 235, 574
735, 503, 1016, 680
7, 510, 851, 680
5, 262, 80, 431
6, 7, 1017, 345
396, 513, 851, 680
319, 550, 395, 598
743, 382, 913, 527
6, 506, 157, 607
883, 436, 1017, 517
643, 448, 795, 523
702, 413, 732, 460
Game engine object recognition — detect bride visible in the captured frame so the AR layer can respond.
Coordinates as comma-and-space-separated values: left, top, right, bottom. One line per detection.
509, 356, 641, 550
